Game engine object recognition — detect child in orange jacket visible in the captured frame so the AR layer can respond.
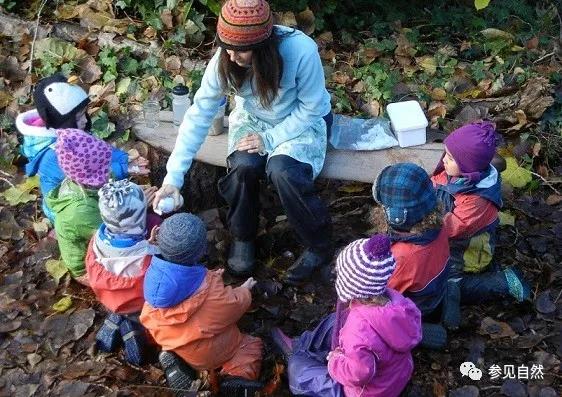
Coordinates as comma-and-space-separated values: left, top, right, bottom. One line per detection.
86, 180, 158, 366
140, 213, 264, 397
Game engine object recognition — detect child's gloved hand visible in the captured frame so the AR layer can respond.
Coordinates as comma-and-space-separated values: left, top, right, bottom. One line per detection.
241, 277, 257, 290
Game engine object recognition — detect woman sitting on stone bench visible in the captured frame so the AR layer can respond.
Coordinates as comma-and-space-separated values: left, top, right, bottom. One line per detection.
153, 0, 334, 284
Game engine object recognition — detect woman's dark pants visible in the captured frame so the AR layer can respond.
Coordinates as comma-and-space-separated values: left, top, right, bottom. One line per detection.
217, 114, 333, 254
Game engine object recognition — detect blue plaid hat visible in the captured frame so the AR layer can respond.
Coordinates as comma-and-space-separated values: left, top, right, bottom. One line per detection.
373, 163, 437, 230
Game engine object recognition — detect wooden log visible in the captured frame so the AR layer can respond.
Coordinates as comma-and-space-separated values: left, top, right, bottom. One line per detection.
133, 111, 444, 184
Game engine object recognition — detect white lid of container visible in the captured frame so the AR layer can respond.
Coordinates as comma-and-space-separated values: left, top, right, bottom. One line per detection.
386, 100, 428, 132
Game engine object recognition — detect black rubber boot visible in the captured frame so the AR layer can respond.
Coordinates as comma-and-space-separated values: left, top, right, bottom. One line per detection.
284, 249, 332, 285
420, 323, 448, 350
159, 351, 197, 393
227, 240, 256, 276
220, 376, 264, 397
442, 280, 461, 330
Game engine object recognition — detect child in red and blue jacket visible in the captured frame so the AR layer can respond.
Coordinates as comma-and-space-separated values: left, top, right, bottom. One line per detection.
431, 121, 529, 328
16, 74, 147, 223
373, 163, 451, 349
85, 179, 157, 366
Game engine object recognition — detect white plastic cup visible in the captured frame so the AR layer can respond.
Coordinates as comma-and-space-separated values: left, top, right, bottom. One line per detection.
143, 100, 160, 129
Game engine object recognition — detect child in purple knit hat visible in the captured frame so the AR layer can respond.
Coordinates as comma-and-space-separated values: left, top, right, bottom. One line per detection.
431, 121, 529, 329
272, 234, 422, 397
46, 129, 113, 286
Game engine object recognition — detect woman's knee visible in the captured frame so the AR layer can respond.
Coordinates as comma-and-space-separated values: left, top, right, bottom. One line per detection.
228, 152, 265, 178
266, 155, 312, 186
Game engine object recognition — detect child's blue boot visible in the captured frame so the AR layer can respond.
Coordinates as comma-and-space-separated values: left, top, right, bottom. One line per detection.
96, 312, 123, 353
503, 267, 530, 302
120, 316, 148, 366
420, 323, 448, 350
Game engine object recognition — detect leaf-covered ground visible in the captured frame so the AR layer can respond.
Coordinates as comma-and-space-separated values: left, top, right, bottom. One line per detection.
1, 173, 561, 396
1, 0, 562, 395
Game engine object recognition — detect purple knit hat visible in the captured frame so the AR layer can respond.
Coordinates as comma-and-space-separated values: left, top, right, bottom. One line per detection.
444, 121, 497, 181
335, 234, 396, 302
55, 128, 112, 188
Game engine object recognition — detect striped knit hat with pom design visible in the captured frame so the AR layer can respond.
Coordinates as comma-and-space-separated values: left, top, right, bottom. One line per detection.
335, 234, 396, 302
216, 0, 274, 51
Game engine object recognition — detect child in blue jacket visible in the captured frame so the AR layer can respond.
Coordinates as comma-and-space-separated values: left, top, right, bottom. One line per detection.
16, 74, 148, 222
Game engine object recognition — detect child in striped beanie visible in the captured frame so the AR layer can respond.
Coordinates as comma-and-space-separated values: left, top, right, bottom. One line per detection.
274, 234, 422, 397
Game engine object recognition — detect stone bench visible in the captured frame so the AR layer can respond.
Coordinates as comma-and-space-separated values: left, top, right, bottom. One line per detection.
133, 111, 444, 184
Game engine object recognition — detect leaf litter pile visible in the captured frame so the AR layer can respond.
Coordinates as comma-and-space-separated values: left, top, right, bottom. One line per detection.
1, 0, 562, 395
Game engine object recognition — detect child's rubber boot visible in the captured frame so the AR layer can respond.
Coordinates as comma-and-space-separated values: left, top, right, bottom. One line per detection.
441, 280, 461, 330
159, 351, 198, 394
120, 316, 147, 366
503, 267, 531, 302
219, 376, 264, 397
96, 313, 123, 353
420, 323, 447, 350
270, 327, 294, 361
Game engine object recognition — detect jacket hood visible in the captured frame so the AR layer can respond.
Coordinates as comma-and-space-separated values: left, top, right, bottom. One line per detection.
358, 288, 422, 352
92, 231, 158, 277
143, 256, 207, 309
46, 178, 99, 213
16, 109, 57, 138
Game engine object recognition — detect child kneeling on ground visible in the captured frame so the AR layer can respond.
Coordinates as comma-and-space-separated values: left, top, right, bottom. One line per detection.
372, 163, 453, 348
273, 234, 422, 397
86, 179, 158, 365
140, 213, 264, 397
431, 121, 530, 329
46, 129, 112, 286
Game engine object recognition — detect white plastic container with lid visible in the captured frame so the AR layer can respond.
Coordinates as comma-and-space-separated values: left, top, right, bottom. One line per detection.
386, 100, 428, 148
172, 84, 191, 126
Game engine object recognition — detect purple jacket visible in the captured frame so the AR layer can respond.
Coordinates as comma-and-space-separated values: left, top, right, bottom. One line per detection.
327, 288, 422, 397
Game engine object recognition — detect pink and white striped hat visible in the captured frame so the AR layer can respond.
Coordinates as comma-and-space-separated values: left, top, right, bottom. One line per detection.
335, 234, 396, 302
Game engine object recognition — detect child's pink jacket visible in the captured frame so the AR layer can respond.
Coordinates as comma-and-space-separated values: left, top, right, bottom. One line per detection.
327, 289, 422, 397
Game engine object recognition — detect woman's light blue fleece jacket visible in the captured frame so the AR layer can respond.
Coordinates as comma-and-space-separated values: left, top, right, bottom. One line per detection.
163, 26, 332, 188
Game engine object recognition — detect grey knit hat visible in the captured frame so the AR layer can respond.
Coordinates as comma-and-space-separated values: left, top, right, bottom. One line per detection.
98, 180, 147, 235
158, 213, 208, 264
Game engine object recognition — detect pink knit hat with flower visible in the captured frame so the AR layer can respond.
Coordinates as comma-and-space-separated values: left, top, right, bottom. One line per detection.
335, 234, 396, 302
55, 129, 112, 188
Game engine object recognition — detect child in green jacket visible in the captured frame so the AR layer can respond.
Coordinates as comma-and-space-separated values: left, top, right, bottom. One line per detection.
46, 128, 113, 286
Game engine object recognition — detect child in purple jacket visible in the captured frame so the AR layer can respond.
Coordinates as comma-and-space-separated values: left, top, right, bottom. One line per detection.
272, 234, 422, 397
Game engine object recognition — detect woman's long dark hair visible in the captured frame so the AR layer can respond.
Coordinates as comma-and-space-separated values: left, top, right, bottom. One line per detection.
218, 29, 284, 109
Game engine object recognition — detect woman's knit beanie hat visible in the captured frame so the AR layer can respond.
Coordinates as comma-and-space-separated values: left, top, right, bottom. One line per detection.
157, 213, 208, 265
34, 74, 90, 129
55, 129, 112, 188
335, 234, 396, 302
444, 121, 497, 180
374, 162, 437, 231
98, 180, 147, 235
216, 0, 274, 51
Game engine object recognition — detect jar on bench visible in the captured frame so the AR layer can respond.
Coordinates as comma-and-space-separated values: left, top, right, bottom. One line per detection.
209, 97, 227, 136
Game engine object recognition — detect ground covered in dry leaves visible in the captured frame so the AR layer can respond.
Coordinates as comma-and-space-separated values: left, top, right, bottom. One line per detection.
1, 171, 561, 396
